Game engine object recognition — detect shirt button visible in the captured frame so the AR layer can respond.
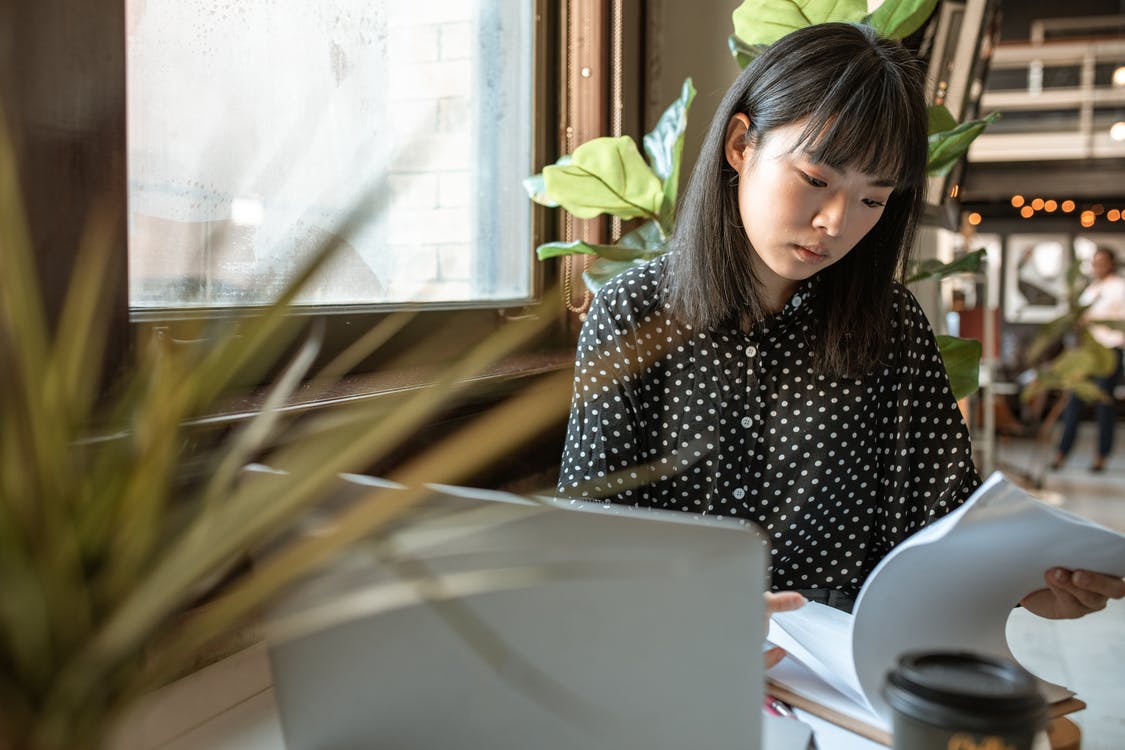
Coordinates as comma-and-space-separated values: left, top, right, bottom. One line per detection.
746, 345, 758, 358
733, 488, 746, 500
740, 416, 753, 428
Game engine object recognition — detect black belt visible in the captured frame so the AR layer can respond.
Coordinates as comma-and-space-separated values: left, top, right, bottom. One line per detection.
791, 588, 856, 613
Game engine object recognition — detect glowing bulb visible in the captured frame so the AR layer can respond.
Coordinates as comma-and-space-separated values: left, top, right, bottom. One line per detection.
1011, 195, 1025, 208
1081, 210, 1096, 228
1061, 200, 1075, 213
1020, 205, 1034, 219
1111, 122, 1125, 142
1044, 200, 1057, 212
1115, 66, 1125, 87
1031, 198, 1045, 210
1109, 209, 1122, 222
968, 212, 982, 226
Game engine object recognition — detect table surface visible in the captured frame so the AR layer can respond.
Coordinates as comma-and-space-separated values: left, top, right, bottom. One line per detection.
109, 642, 904, 750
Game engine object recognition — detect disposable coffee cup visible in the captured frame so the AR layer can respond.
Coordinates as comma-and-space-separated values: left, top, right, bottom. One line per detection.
883, 650, 1048, 750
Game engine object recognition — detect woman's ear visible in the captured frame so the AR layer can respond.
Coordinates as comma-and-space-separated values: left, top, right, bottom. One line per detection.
724, 114, 752, 171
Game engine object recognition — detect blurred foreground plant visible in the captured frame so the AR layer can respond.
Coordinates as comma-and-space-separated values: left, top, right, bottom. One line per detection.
0, 110, 572, 750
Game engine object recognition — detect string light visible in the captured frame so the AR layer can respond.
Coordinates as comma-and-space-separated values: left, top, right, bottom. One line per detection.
1111, 122, 1125, 142
968, 212, 982, 226
1115, 66, 1125, 87
1008, 196, 1121, 228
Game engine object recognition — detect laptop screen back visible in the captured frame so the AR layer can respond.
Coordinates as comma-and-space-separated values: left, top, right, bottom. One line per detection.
266, 482, 767, 750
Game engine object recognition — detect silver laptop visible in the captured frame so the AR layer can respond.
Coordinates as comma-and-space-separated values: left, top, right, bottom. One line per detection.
265, 480, 767, 750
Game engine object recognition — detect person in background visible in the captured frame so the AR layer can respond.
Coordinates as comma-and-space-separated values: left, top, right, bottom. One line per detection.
556, 23, 1125, 666
1052, 245, 1125, 472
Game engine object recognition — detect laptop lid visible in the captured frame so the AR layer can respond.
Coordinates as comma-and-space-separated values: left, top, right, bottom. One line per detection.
265, 481, 767, 750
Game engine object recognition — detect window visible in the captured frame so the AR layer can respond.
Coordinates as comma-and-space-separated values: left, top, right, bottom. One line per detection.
127, 0, 535, 311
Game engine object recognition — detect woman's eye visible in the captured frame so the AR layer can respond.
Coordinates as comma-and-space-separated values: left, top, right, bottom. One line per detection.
862, 198, 886, 208
801, 172, 827, 188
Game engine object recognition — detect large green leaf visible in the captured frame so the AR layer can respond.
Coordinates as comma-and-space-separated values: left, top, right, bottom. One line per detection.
1025, 310, 1080, 365
927, 112, 1001, 176
936, 335, 981, 400
582, 257, 650, 294
906, 248, 986, 284
522, 174, 558, 208
926, 104, 958, 135
728, 34, 765, 68
864, 0, 939, 40
643, 78, 696, 228
523, 155, 572, 208
542, 136, 663, 221
732, 0, 867, 47
617, 219, 668, 252
535, 240, 654, 263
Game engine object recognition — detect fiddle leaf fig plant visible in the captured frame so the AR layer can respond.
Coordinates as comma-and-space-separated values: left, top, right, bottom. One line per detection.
528, 2, 997, 397
526, 77, 695, 293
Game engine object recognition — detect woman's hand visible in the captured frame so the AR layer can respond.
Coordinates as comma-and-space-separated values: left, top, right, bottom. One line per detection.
763, 591, 807, 669
1019, 568, 1125, 619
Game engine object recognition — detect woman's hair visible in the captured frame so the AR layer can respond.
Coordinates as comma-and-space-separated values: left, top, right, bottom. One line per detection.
666, 22, 929, 377
1095, 245, 1118, 268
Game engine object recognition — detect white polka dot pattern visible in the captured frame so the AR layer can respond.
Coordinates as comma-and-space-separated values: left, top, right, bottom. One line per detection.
557, 254, 981, 598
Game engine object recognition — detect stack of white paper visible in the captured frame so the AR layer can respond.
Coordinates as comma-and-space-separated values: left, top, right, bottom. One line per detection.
767, 472, 1125, 731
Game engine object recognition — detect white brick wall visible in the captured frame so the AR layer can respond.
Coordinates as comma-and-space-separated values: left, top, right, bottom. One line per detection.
385, 5, 476, 297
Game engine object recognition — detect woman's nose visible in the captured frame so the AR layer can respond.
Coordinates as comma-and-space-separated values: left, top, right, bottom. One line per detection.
813, 193, 848, 237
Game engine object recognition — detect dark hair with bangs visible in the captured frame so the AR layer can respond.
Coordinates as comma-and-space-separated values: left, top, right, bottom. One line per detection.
666, 22, 929, 377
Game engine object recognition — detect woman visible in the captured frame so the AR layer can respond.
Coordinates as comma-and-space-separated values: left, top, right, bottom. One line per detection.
1052, 245, 1125, 472
557, 23, 1123, 660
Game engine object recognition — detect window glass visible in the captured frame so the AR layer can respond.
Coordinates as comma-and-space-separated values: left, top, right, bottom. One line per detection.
127, 0, 533, 309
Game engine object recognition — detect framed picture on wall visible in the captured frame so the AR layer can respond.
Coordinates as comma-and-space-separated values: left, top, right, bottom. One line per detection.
1003, 234, 1070, 323
1074, 234, 1125, 278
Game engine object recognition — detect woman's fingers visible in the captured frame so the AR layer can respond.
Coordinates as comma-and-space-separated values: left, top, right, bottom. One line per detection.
1049, 568, 1110, 612
764, 646, 787, 670
765, 591, 807, 615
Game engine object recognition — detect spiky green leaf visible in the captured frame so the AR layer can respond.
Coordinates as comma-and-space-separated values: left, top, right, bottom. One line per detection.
906, 248, 986, 284
936, 335, 982, 400
535, 240, 656, 263
643, 78, 696, 228
927, 112, 1001, 177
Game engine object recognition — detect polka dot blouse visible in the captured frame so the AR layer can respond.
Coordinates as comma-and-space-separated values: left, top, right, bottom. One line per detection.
557, 254, 981, 600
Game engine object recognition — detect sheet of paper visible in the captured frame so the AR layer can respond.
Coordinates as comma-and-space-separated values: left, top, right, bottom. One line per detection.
769, 603, 867, 709
851, 472, 1125, 719
768, 657, 888, 732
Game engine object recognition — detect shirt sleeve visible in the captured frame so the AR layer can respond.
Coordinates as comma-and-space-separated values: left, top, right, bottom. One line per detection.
556, 286, 646, 501
873, 286, 982, 561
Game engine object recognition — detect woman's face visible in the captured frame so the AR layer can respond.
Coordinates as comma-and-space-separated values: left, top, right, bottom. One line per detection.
1092, 250, 1115, 280
724, 115, 894, 310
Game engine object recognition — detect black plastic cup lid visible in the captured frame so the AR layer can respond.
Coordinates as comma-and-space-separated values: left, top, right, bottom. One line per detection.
883, 651, 1048, 733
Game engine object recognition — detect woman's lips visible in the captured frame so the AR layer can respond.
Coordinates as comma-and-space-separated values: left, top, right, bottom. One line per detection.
793, 244, 828, 264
